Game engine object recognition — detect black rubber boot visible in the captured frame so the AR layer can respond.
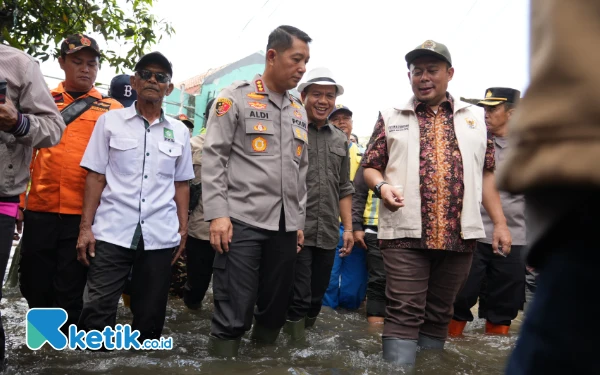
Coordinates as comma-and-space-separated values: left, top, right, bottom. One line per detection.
184, 301, 202, 310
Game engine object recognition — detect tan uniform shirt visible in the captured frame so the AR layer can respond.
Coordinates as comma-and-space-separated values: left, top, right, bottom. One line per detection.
202, 74, 309, 231
188, 133, 210, 240
0, 44, 65, 198
480, 137, 526, 245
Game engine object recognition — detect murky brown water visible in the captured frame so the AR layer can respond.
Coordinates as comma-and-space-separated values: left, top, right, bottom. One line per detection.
1, 244, 520, 375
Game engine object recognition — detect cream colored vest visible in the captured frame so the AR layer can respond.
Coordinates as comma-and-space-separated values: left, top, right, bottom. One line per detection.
378, 96, 488, 241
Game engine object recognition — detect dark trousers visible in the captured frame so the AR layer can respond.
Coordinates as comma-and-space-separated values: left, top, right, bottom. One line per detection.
506, 195, 600, 375
453, 242, 526, 326
287, 246, 336, 321
78, 238, 173, 342
18, 211, 87, 330
211, 219, 297, 340
382, 247, 473, 340
0, 214, 16, 360
365, 232, 386, 317
183, 236, 215, 307
169, 250, 187, 297
478, 276, 489, 318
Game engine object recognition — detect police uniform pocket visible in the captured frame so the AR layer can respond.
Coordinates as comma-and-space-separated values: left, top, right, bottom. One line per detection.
212, 253, 229, 301
109, 137, 139, 175
244, 119, 273, 156
157, 141, 182, 177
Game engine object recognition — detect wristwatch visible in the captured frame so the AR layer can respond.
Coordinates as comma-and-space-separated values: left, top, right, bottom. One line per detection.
373, 181, 388, 199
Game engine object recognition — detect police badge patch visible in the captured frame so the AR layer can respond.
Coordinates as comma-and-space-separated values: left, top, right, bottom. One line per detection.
422, 40, 436, 50
215, 98, 232, 117
252, 136, 267, 152
254, 123, 267, 132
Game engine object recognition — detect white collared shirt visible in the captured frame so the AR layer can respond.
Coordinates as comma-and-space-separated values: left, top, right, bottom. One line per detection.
80, 104, 194, 250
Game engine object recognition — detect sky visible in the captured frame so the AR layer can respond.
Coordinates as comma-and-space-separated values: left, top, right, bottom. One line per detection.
39, 0, 530, 137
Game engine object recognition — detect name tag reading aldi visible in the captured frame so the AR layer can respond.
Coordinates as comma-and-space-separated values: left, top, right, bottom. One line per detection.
215, 98, 232, 117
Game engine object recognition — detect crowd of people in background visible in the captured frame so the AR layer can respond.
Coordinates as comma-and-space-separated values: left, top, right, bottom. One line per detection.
1, 1, 598, 372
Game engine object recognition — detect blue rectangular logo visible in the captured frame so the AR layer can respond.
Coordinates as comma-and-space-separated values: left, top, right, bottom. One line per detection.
26, 308, 173, 350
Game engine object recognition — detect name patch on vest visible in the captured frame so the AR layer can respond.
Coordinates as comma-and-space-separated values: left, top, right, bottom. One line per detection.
389, 124, 409, 132
91, 102, 111, 112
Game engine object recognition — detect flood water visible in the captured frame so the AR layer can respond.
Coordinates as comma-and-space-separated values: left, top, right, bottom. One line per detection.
2, 243, 520, 375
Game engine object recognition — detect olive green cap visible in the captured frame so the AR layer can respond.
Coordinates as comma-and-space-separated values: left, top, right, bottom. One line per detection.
405, 40, 452, 68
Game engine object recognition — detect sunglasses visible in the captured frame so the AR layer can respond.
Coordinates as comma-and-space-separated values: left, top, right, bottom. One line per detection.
136, 69, 170, 83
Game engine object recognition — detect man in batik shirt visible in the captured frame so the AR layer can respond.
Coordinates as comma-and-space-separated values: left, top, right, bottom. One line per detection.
362, 40, 511, 366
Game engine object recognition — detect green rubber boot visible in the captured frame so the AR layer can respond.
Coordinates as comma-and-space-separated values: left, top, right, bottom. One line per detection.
305, 316, 317, 328
250, 321, 281, 344
283, 318, 306, 340
208, 335, 241, 357
417, 333, 445, 350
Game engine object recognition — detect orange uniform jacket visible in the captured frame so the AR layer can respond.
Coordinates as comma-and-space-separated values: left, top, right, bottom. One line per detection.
20, 83, 123, 214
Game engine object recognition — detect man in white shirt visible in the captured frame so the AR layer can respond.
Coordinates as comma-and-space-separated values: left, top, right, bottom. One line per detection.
75, 52, 194, 343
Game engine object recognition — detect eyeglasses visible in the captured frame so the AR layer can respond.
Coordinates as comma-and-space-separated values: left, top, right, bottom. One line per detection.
136, 69, 170, 83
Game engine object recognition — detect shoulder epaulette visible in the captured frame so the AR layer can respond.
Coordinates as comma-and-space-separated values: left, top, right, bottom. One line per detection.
253, 78, 266, 93
289, 93, 302, 104
232, 80, 251, 90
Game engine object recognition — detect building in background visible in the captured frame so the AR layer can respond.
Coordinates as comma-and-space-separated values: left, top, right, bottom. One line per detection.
176, 51, 275, 136
42, 51, 289, 137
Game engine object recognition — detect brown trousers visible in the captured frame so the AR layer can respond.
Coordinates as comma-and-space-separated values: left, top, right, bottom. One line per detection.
382, 247, 473, 340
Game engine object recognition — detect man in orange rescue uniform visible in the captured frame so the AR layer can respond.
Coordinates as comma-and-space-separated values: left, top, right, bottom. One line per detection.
18, 34, 123, 332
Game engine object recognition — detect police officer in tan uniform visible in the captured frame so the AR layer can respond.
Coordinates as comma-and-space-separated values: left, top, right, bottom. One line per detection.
202, 25, 312, 357
450, 88, 526, 336
180, 100, 216, 310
